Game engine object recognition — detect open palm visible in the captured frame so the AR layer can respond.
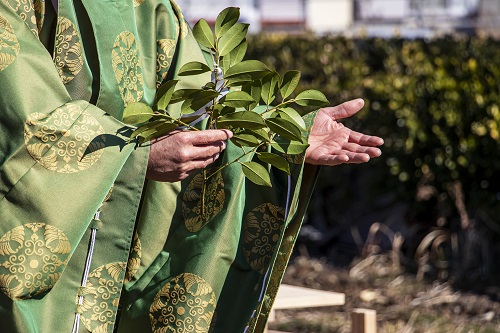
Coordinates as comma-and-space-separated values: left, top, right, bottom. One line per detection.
305, 99, 384, 166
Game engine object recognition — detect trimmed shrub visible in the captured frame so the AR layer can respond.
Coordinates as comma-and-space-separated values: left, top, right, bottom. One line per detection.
248, 34, 500, 280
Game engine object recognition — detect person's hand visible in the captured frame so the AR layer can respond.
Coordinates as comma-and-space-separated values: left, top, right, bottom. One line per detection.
305, 99, 384, 166
146, 129, 233, 182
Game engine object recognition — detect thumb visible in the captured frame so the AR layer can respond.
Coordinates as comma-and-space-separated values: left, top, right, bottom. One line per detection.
322, 98, 364, 120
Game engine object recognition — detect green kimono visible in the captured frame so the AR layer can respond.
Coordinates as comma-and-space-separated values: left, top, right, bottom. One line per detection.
0, 1, 319, 332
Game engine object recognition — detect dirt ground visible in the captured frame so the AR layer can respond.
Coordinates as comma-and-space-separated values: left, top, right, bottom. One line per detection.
269, 254, 500, 333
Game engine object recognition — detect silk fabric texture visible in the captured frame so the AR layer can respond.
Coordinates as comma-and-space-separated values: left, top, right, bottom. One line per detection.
0, 1, 319, 332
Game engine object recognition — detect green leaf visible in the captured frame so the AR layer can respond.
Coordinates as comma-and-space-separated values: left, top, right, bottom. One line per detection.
170, 89, 199, 104
219, 105, 236, 116
242, 128, 270, 142
280, 70, 301, 99
278, 107, 306, 131
224, 60, 270, 78
222, 39, 248, 71
123, 102, 154, 125
261, 71, 281, 105
294, 89, 329, 107
157, 80, 179, 110
231, 133, 261, 147
155, 80, 179, 107
178, 61, 212, 76
266, 118, 304, 141
240, 161, 272, 187
168, 107, 182, 121
218, 23, 249, 57
181, 90, 219, 114
241, 81, 262, 110
139, 122, 178, 143
271, 138, 309, 155
215, 7, 240, 38
129, 120, 166, 141
180, 114, 204, 124
123, 112, 154, 125
218, 111, 266, 130
203, 82, 217, 90
225, 75, 254, 87
192, 19, 215, 49
220, 91, 255, 108
257, 152, 291, 174
230, 39, 248, 64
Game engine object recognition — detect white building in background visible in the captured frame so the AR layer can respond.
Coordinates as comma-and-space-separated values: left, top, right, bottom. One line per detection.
176, 0, 354, 33
356, 0, 411, 22
259, 0, 305, 31
176, 0, 499, 37
175, 0, 261, 32
477, 0, 500, 37
306, 0, 354, 33
354, 0, 482, 37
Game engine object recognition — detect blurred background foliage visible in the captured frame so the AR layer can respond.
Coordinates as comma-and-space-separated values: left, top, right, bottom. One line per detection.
247, 34, 500, 289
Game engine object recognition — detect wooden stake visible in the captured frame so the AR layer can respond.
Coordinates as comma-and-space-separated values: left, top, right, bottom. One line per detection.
351, 308, 377, 333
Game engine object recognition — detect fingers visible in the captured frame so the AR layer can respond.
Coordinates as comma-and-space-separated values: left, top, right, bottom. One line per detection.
173, 130, 229, 161
153, 151, 222, 182
343, 142, 382, 158
344, 152, 370, 163
307, 153, 349, 166
167, 129, 232, 163
349, 130, 384, 147
189, 141, 227, 160
183, 129, 233, 145
306, 146, 379, 166
147, 129, 233, 183
320, 98, 365, 120
318, 152, 369, 165
188, 153, 221, 171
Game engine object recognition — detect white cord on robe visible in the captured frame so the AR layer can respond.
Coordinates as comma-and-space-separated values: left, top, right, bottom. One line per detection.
71, 211, 99, 333
244, 175, 292, 332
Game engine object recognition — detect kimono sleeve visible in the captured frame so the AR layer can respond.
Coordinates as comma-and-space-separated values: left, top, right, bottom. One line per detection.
0, 6, 148, 300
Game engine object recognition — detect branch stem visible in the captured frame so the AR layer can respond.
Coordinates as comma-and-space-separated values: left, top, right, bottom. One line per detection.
206, 144, 264, 180
161, 114, 202, 131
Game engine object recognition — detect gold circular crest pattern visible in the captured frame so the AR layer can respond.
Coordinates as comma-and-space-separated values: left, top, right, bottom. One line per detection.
182, 171, 225, 233
0, 13, 20, 72
133, 0, 144, 7
53, 17, 84, 84
242, 203, 286, 274
112, 31, 144, 107
24, 104, 105, 173
0, 223, 71, 300
3, 0, 38, 35
80, 262, 127, 333
124, 232, 141, 283
156, 38, 176, 87
150, 273, 217, 333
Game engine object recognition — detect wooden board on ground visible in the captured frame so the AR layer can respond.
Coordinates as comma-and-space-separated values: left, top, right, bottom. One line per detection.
273, 284, 345, 311
268, 284, 345, 324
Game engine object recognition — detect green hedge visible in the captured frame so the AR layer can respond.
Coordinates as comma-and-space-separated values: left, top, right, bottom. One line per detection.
247, 34, 500, 240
